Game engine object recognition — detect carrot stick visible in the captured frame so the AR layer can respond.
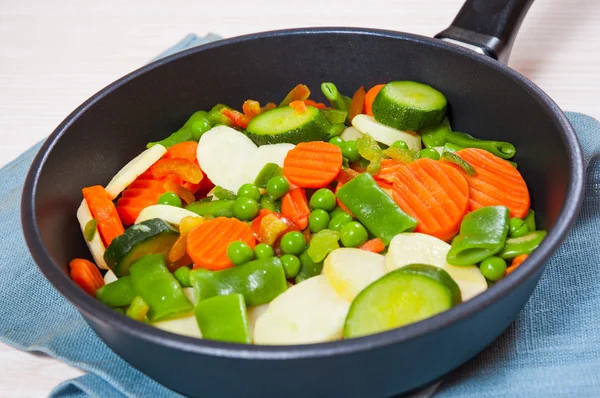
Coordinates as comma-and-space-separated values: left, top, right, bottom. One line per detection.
279, 84, 311, 107
451, 148, 530, 218
392, 158, 469, 242
304, 100, 327, 110
359, 238, 385, 253
289, 100, 308, 114
281, 188, 311, 230
82, 186, 125, 245
506, 254, 528, 275
283, 142, 343, 188
364, 84, 385, 116
69, 258, 105, 296
221, 108, 250, 128
165, 141, 198, 162
187, 217, 256, 271
349, 86, 366, 121
243, 100, 262, 118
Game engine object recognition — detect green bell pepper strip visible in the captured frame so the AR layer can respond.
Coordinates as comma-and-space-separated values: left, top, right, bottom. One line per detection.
211, 186, 237, 200
321, 109, 348, 124
96, 276, 135, 308
321, 83, 351, 114
194, 294, 251, 344
382, 147, 418, 163
445, 131, 516, 159
147, 111, 212, 148
498, 230, 547, 259
126, 296, 150, 321
336, 173, 417, 245
295, 251, 324, 283
129, 254, 194, 322
174, 266, 192, 287
254, 163, 284, 188
185, 200, 235, 218
190, 257, 287, 306
306, 229, 340, 263
524, 209, 536, 231
420, 118, 450, 148
446, 206, 510, 266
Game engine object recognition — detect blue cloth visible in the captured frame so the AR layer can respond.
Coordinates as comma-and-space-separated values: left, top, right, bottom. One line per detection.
0, 34, 599, 398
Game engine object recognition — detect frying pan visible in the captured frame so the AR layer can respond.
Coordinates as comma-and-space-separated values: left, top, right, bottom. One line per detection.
21, 0, 585, 396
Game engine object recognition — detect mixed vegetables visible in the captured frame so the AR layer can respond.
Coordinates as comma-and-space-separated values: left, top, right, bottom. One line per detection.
70, 81, 546, 345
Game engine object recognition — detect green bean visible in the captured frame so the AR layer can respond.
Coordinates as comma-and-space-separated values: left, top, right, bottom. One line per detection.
421, 118, 450, 148
321, 82, 351, 113
498, 231, 547, 259
524, 209, 536, 232
445, 131, 516, 159
147, 110, 212, 148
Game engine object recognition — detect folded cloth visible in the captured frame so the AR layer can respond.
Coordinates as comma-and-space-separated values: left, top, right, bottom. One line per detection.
0, 34, 599, 398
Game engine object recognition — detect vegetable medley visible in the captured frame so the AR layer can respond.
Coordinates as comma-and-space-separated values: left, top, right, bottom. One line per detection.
70, 81, 546, 344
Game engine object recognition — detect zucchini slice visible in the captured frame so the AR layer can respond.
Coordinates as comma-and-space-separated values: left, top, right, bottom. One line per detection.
246, 106, 329, 145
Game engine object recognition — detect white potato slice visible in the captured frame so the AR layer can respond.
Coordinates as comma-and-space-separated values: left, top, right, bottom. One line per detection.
103, 270, 118, 284
247, 304, 269, 342
253, 276, 350, 345
386, 233, 487, 301
434, 146, 445, 155
340, 126, 364, 141
154, 315, 202, 339
76, 199, 108, 270
197, 126, 258, 193
135, 205, 201, 227
105, 144, 166, 199
242, 143, 294, 184
352, 114, 421, 150
323, 248, 386, 302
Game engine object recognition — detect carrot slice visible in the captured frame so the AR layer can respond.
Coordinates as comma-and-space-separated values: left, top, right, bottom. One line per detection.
304, 100, 327, 110
374, 159, 403, 183
221, 108, 250, 128
289, 100, 308, 114
359, 238, 385, 253
187, 217, 256, 271
117, 175, 167, 225
281, 188, 311, 230
364, 84, 385, 116
283, 142, 343, 188
506, 254, 528, 275
392, 158, 469, 242
349, 86, 366, 121
69, 258, 105, 296
165, 141, 198, 162
82, 185, 124, 245
453, 148, 530, 218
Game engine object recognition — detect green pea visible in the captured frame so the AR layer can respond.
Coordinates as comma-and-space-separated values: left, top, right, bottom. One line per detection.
280, 254, 301, 279
280, 231, 306, 255
232, 197, 260, 221
309, 188, 336, 211
309, 209, 331, 233
158, 192, 182, 207
329, 206, 350, 220
340, 221, 368, 248
266, 176, 289, 199
390, 140, 409, 150
254, 243, 275, 259
509, 217, 530, 238
328, 136, 345, 147
417, 148, 441, 160
227, 241, 254, 266
328, 212, 353, 231
480, 256, 507, 282
190, 116, 212, 141
341, 141, 361, 162
237, 183, 261, 202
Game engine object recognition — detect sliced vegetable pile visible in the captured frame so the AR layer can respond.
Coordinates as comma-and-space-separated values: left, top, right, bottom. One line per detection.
70, 81, 546, 345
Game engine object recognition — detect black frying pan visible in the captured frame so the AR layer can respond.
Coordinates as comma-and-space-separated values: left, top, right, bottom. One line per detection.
21, 0, 585, 396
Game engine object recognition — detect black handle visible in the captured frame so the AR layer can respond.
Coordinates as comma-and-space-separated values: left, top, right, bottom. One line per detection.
435, 0, 534, 63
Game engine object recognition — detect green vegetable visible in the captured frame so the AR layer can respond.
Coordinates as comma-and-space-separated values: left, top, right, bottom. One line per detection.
498, 231, 547, 259
114, 308, 125, 315
399, 264, 462, 305
266, 176, 289, 199
259, 195, 281, 213
417, 148, 441, 160
509, 217, 530, 238
342, 157, 349, 169
372, 81, 447, 131
280, 231, 306, 255
445, 130, 516, 159
336, 173, 417, 245
254, 163, 284, 188
309, 209, 330, 233
325, 123, 346, 141
254, 243, 274, 259
212, 186, 237, 201
280, 254, 301, 279
174, 266, 192, 287
341, 141, 361, 162
104, 219, 179, 277
96, 276, 135, 308
443, 142, 464, 153
479, 256, 507, 282
306, 229, 340, 263
328, 212, 354, 232
321, 109, 348, 124
148, 110, 213, 148
158, 192, 182, 207
246, 106, 330, 145
390, 140, 409, 150
382, 147, 418, 163
295, 251, 324, 283
129, 254, 194, 322
524, 209, 536, 232
340, 221, 368, 248
190, 257, 287, 306
446, 206, 510, 266
185, 200, 235, 218
126, 296, 150, 321
237, 183, 261, 202
356, 134, 385, 174
233, 197, 260, 221
227, 241, 255, 266
329, 206, 350, 220
328, 136, 345, 147
420, 118, 450, 148
194, 294, 251, 344
321, 82, 351, 113
309, 188, 337, 212
440, 151, 476, 176
207, 104, 234, 127
84, 218, 97, 242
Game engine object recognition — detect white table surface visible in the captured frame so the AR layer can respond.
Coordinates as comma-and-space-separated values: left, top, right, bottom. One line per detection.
1, 0, 599, 396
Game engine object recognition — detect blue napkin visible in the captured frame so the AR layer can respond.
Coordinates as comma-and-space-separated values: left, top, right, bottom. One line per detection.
1, 35, 599, 398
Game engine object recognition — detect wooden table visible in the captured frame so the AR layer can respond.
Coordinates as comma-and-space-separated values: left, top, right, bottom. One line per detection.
1, 0, 598, 395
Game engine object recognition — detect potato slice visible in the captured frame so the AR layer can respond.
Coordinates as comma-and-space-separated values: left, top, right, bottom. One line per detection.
76, 199, 108, 270
103, 270, 118, 284
340, 126, 363, 141
352, 114, 421, 150
135, 205, 201, 227
242, 143, 294, 184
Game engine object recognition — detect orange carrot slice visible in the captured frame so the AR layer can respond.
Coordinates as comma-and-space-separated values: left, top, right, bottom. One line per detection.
349, 86, 366, 121
221, 108, 250, 128
304, 100, 327, 110
364, 84, 385, 116
187, 217, 256, 271
281, 188, 311, 230
82, 186, 125, 245
283, 142, 343, 188
506, 254, 528, 275
393, 158, 469, 242
116, 174, 167, 225
453, 148, 530, 218
359, 238, 385, 253
289, 100, 308, 114
374, 159, 403, 183
69, 258, 105, 296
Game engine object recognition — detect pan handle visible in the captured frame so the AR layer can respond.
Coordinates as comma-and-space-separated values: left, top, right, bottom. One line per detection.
435, 0, 534, 63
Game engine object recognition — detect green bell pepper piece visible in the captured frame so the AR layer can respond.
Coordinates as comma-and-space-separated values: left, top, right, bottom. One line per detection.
96, 276, 135, 308
524, 209, 536, 232
259, 195, 281, 213
129, 254, 194, 322
126, 296, 150, 321
295, 251, 324, 283
190, 257, 287, 306
195, 294, 251, 344
498, 230, 547, 259
185, 199, 235, 218
447, 206, 510, 266
336, 173, 417, 245
174, 266, 192, 287
445, 131, 516, 159
147, 110, 212, 148
306, 229, 340, 263
420, 118, 450, 148
254, 163, 284, 188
